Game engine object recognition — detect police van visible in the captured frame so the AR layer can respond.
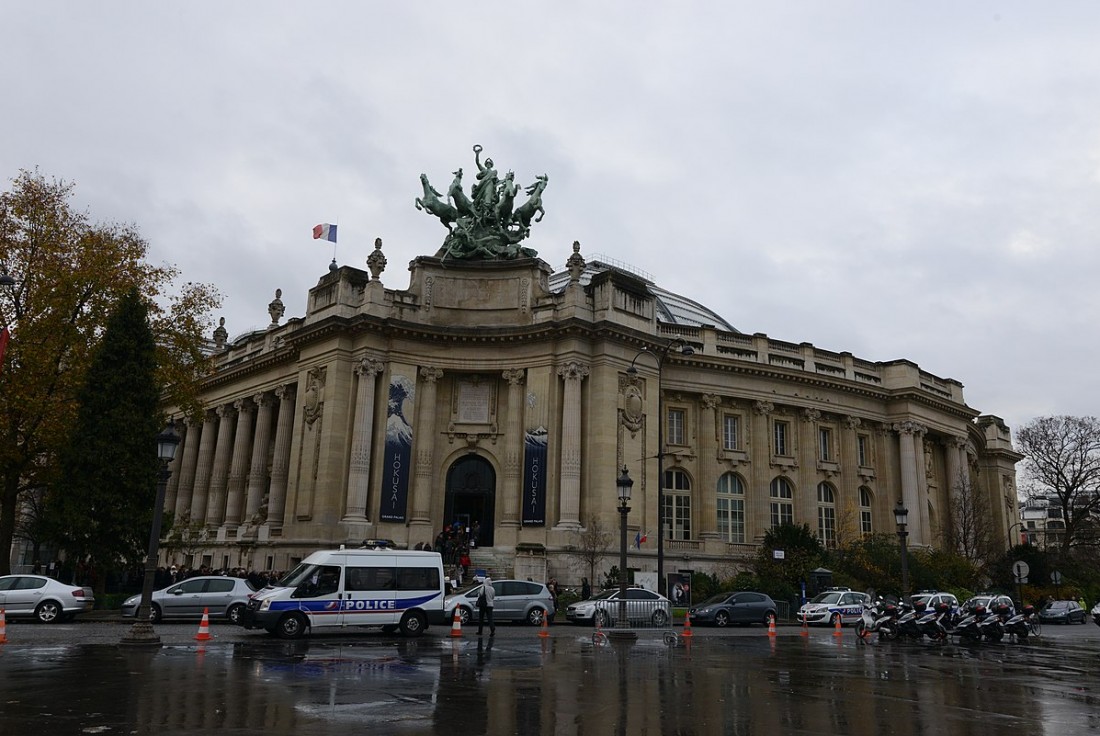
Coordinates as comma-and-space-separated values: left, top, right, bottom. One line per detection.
242, 548, 447, 639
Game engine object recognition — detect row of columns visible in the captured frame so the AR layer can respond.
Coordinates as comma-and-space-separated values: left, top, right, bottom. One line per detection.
166, 384, 296, 532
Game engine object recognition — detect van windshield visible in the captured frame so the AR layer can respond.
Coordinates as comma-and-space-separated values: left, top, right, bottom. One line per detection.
279, 563, 321, 588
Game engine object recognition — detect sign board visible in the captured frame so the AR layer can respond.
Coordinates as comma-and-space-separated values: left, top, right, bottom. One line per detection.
1051, 570, 1063, 585
1012, 560, 1030, 579
773, 550, 785, 560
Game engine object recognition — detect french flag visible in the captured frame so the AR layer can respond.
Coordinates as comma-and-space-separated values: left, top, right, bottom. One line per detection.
313, 223, 337, 243
634, 530, 648, 549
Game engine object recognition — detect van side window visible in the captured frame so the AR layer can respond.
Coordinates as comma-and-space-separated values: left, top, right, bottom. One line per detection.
292, 565, 342, 598
346, 567, 396, 591
396, 566, 440, 591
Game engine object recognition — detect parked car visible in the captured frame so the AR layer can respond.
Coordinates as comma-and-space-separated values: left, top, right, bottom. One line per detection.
121, 576, 259, 624
797, 588, 870, 626
565, 587, 671, 627
689, 591, 777, 627
910, 591, 960, 619
1038, 600, 1087, 624
961, 594, 1015, 618
443, 579, 556, 626
0, 574, 95, 623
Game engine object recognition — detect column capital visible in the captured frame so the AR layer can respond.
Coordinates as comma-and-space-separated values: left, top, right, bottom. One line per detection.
700, 394, 721, 411
502, 368, 526, 386
233, 397, 255, 414
419, 366, 444, 383
800, 408, 821, 423
274, 383, 296, 403
216, 403, 237, 419
844, 415, 862, 430
752, 400, 773, 416
893, 420, 927, 436
356, 358, 385, 377
557, 361, 590, 381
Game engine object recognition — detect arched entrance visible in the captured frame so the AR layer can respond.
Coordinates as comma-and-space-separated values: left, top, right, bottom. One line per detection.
444, 456, 496, 547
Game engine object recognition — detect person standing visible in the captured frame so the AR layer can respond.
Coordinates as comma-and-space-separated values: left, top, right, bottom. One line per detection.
581, 577, 592, 600
477, 576, 496, 636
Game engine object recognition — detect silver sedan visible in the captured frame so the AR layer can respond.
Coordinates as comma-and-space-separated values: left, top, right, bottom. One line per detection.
0, 574, 95, 623
121, 576, 258, 624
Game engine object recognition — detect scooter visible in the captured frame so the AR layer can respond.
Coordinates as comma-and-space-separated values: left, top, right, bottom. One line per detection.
978, 603, 1013, 642
951, 604, 988, 643
917, 602, 955, 642
1003, 605, 1041, 641
856, 598, 900, 641
896, 601, 930, 640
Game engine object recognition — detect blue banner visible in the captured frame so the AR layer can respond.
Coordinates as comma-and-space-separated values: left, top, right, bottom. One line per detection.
380, 375, 414, 522
522, 427, 548, 526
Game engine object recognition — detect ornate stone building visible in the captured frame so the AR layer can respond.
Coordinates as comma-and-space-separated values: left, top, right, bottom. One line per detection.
162, 239, 1022, 582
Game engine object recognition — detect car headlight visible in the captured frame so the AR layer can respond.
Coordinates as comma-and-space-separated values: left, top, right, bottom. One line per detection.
123, 596, 139, 607
260, 599, 271, 611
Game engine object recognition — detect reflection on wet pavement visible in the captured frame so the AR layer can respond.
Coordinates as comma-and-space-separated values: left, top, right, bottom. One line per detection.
1, 632, 1098, 735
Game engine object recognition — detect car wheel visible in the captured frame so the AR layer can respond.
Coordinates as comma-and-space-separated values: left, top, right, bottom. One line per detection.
652, 609, 670, 627
458, 606, 472, 625
34, 600, 62, 623
527, 607, 547, 626
276, 613, 308, 640
855, 620, 867, 638
715, 611, 730, 628
150, 604, 163, 624
399, 611, 427, 637
594, 609, 610, 628
227, 603, 246, 626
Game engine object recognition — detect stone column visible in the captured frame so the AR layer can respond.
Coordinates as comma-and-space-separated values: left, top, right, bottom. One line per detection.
223, 398, 255, 528
173, 417, 201, 521
410, 367, 443, 532
895, 421, 925, 543
501, 368, 526, 528
344, 359, 385, 521
188, 410, 218, 523
915, 432, 931, 543
265, 384, 296, 530
244, 392, 275, 524
698, 394, 721, 539
555, 361, 589, 530
841, 416, 862, 517
799, 408, 821, 528
205, 403, 237, 527
750, 401, 773, 541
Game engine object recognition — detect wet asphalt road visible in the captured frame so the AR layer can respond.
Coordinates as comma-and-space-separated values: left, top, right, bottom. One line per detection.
1, 617, 1098, 735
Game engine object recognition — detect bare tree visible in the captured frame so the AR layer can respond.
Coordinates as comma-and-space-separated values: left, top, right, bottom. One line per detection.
944, 467, 996, 562
1016, 416, 1100, 555
565, 514, 613, 586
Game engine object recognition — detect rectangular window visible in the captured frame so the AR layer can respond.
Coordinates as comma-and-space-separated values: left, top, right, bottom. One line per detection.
773, 420, 789, 456
662, 494, 692, 540
860, 509, 873, 535
857, 435, 870, 466
770, 501, 793, 528
818, 506, 836, 547
819, 428, 832, 461
667, 408, 686, 445
722, 415, 740, 451
717, 497, 745, 543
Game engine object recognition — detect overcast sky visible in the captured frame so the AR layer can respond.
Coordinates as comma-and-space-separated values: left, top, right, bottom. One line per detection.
4, 2, 1099, 435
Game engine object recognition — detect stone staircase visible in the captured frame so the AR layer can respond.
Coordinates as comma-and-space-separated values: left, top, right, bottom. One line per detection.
466, 548, 514, 580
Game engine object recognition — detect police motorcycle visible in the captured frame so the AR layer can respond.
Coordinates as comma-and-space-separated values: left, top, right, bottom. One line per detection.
951, 604, 989, 643
916, 601, 956, 642
1003, 604, 1041, 641
895, 601, 933, 640
977, 602, 1014, 642
856, 597, 901, 641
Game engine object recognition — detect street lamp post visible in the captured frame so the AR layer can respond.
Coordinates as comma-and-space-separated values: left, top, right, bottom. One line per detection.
627, 337, 694, 596
894, 501, 910, 598
121, 424, 181, 646
609, 466, 637, 642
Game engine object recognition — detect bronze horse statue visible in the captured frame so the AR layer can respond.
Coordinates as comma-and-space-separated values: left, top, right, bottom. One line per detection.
415, 174, 458, 230
511, 174, 548, 230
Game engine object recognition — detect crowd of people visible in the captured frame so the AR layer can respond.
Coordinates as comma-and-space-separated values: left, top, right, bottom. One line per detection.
411, 521, 481, 587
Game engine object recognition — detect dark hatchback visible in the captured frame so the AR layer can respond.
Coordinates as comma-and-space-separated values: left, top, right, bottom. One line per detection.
1039, 600, 1087, 624
689, 591, 777, 627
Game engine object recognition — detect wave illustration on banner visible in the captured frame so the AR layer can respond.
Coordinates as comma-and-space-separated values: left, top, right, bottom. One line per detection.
522, 426, 548, 526
381, 374, 415, 522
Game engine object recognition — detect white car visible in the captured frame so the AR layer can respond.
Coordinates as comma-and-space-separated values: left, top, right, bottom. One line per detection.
0, 574, 95, 623
565, 588, 671, 627
797, 589, 870, 626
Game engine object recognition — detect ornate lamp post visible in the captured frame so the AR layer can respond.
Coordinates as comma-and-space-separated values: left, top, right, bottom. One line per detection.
609, 466, 637, 642
121, 424, 181, 646
626, 337, 694, 596
893, 500, 910, 598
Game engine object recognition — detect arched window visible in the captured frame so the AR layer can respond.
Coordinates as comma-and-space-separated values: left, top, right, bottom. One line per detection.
717, 473, 745, 543
662, 469, 692, 540
859, 487, 873, 535
769, 477, 794, 528
817, 482, 837, 547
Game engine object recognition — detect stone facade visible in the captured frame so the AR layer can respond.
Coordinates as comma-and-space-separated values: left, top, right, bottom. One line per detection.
162, 241, 1023, 581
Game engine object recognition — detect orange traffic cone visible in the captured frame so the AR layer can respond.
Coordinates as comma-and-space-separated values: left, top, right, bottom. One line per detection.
0, 608, 7, 644
194, 607, 213, 642
833, 614, 843, 637
767, 613, 777, 637
682, 611, 694, 638
538, 607, 551, 639
449, 607, 464, 638
800, 611, 809, 637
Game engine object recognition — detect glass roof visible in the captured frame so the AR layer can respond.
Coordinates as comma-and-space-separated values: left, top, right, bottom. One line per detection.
549, 257, 738, 333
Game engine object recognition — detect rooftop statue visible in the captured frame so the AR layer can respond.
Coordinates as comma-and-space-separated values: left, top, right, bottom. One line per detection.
416, 145, 547, 260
